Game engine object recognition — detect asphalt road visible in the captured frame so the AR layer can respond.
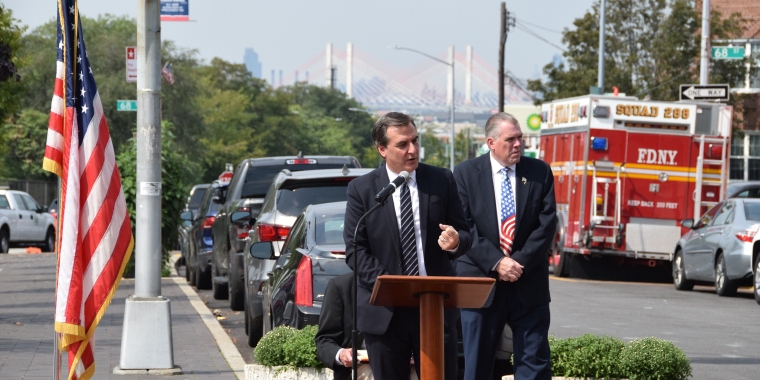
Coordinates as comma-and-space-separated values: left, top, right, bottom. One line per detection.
179, 257, 760, 379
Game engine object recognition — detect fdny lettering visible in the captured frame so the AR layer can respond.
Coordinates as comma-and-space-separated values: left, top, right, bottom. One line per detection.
636, 149, 677, 165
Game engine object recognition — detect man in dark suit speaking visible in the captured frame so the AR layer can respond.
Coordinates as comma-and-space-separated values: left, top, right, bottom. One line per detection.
454, 112, 556, 380
344, 112, 472, 380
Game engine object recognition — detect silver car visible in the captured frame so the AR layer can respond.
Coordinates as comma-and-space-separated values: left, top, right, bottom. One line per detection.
673, 199, 760, 297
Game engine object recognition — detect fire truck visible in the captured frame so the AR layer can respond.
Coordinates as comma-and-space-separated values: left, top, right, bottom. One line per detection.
538, 95, 734, 277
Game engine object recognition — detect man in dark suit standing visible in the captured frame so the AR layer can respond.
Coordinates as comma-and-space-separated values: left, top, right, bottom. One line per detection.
315, 273, 372, 380
344, 112, 472, 380
454, 112, 556, 380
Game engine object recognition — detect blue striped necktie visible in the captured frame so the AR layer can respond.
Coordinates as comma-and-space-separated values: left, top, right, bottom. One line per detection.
500, 167, 516, 256
399, 183, 419, 276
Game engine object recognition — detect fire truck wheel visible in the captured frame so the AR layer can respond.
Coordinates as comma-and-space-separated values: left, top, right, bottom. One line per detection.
754, 254, 760, 305
715, 253, 738, 297
672, 250, 694, 291
551, 231, 569, 277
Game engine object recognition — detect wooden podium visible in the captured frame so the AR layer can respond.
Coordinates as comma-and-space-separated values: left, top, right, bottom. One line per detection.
369, 275, 495, 380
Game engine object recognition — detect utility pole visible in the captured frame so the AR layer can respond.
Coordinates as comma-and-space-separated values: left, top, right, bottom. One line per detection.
117, 0, 179, 373
498, 2, 514, 112
699, 0, 711, 84
598, 0, 607, 92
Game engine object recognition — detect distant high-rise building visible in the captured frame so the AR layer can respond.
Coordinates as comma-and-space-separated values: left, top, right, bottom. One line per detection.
244, 48, 262, 78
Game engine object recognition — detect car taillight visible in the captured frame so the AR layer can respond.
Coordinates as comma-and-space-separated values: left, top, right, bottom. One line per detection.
257, 224, 291, 242
735, 230, 756, 243
331, 250, 345, 255
294, 255, 313, 307
202, 216, 215, 229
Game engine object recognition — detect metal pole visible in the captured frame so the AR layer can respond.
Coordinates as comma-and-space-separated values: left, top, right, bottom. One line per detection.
598, 0, 606, 91
118, 0, 177, 372
135, 0, 162, 298
449, 46, 455, 171
699, 0, 711, 85
499, 2, 506, 111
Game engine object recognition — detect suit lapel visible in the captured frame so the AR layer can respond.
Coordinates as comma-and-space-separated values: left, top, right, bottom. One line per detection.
477, 155, 499, 241
416, 165, 429, 250
376, 169, 402, 262
515, 162, 530, 231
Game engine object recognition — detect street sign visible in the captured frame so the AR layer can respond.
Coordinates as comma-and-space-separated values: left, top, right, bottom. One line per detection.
679, 84, 730, 101
117, 100, 137, 111
711, 46, 745, 60
126, 46, 137, 83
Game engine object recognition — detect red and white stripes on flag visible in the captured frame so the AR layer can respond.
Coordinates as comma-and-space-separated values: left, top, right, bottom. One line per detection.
43, 1, 134, 379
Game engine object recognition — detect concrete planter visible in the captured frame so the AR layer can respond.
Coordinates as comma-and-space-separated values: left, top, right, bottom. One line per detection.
245, 364, 333, 380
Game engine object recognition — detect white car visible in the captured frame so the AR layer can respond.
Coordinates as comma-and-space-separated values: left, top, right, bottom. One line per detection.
0, 189, 56, 253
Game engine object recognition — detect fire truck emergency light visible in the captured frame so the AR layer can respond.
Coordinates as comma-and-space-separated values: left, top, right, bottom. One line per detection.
591, 137, 609, 151
708, 144, 723, 158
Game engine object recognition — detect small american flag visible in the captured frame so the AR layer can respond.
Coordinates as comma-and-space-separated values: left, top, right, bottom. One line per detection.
161, 61, 175, 85
43, 1, 134, 379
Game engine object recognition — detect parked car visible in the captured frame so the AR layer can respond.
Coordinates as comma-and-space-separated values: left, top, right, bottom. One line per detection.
673, 198, 760, 297
178, 184, 210, 260
727, 181, 760, 199
241, 167, 371, 347
210, 154, 361, 310
181, 181, 228, 289
0, 189, 56, 253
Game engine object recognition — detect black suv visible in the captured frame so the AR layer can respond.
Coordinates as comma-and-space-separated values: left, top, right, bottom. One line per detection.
210, 154, 361, 309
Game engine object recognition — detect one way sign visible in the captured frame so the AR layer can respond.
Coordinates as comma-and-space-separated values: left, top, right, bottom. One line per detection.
679, 84, 730, 101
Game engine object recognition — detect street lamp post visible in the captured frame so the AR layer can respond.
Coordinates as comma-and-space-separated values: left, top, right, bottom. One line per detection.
392, 45, 455, 171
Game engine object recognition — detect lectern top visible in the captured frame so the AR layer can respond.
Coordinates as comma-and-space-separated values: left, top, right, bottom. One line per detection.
369, 275, 495, 308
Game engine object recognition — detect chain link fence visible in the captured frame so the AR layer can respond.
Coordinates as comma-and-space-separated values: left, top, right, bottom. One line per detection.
0, 179, 58, 207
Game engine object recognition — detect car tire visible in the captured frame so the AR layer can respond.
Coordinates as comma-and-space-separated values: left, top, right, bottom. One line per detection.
715, 253, 738, 297
0, 229, 9, 254
754, 254, 760, 305
244, 301, 249, 335
196, 263, 211, 290
247, 312, 263, 347
188, 261, 197, 286
673, 249, 694, 291
43, 228, 56, 253
212, 263, 228, 300
229, 254, 244, 311
551, 232, 570, 277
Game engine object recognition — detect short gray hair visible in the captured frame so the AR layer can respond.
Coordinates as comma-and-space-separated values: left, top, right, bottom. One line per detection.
372, 112, 416, 147
484, 112, 520, 139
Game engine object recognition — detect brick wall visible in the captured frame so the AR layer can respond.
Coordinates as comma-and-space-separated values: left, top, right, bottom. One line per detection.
705, 0, 760, 38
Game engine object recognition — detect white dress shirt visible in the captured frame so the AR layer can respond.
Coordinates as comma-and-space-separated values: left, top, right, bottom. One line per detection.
490, 153, 517, 270
386, 167, 427, 276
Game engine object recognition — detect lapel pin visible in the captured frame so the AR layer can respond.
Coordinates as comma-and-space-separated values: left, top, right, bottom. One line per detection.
522, 177, 527, 185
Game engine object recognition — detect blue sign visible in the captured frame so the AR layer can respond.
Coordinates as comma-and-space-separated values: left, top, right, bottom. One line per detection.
160, 0, 189, 22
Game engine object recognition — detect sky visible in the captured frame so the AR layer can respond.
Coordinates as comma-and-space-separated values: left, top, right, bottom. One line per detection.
3, 0, 597, 85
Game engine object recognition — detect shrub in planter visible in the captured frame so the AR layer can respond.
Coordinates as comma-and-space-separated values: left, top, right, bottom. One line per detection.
549, 334, 625, 379
254, 325, 323, 369
619, 337, 692, 380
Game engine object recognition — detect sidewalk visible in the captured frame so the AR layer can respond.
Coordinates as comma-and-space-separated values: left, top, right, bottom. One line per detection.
0, 252, 243, 379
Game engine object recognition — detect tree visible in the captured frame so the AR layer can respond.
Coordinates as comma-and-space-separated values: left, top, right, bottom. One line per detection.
1, 108, 52, 179
527, 0, 748, 103
0, 5, 25, 124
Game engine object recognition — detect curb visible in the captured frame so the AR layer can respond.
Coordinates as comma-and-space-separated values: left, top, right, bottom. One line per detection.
170, 253, 247, 380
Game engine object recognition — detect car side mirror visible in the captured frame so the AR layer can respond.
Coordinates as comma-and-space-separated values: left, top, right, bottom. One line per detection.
250, 242, 275, 260
680, 219, 694, 229
180, 210, 194, 221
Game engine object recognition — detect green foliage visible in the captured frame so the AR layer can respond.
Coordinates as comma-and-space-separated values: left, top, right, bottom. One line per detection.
116, 120, 190, 272
619, 337, 692, 380
254, 326, 298, 366
527, 0, 749, 103
254, 325, 322, 369
1, 108, 54, 179
550, 334, 626, 379
546, 335, 691, 380
0, 5, 26, 124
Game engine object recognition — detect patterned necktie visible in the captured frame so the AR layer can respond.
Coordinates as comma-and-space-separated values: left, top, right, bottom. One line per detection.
399, 183, 419, 276
499, 167, 516, 256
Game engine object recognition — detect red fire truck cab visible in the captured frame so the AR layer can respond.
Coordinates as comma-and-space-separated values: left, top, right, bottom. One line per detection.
539, 95, 733, 277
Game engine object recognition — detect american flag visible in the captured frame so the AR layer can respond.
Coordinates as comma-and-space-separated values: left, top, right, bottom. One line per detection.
43, 1, 134, 379
499, 168, 516, 255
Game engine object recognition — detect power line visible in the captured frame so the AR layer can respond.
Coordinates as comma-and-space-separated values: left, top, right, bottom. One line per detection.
514, 24, 566, 52
515, 18, 563, 34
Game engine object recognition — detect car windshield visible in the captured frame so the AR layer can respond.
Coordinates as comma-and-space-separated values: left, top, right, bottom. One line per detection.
187, 187, 207, 210
277, 186, 350, 217
315, 213, 346, 246
744, 202, 760, 221
241, 164, 347, 198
